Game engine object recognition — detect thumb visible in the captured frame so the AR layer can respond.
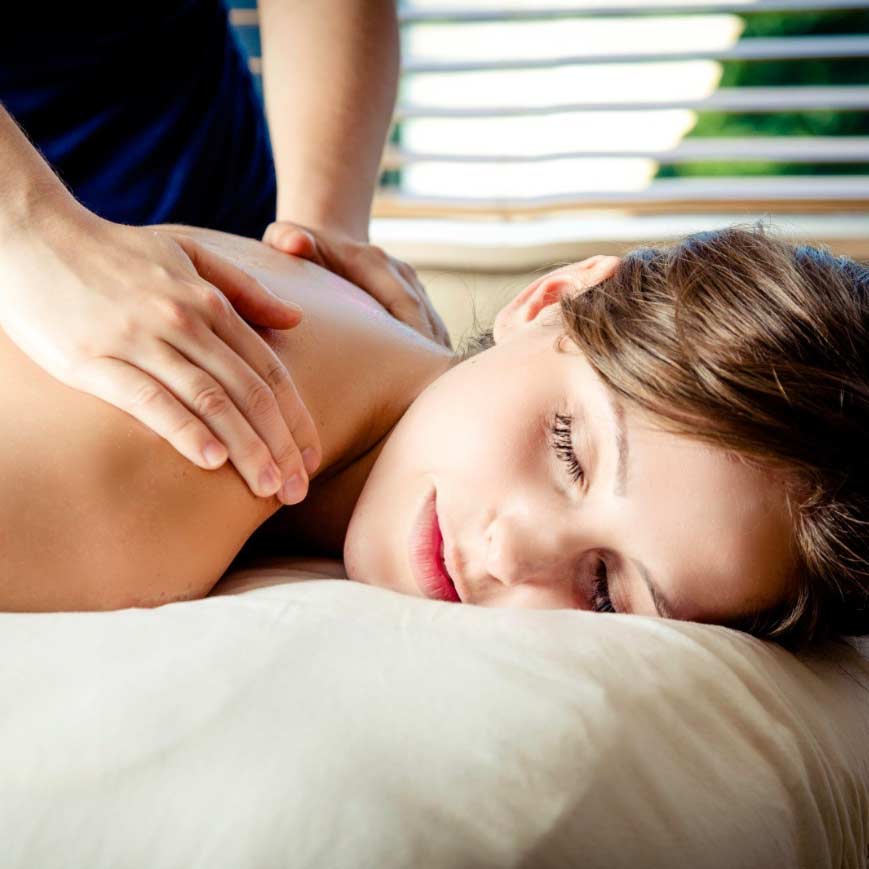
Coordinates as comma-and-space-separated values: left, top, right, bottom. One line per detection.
263, 222, 320, 262
179, 236, 304, 328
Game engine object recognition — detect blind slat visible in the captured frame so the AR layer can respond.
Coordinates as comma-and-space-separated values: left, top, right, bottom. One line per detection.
374, 176, 869, 217
382, 137, 869, 169
393, 85, 869, 119
402, 35, 869, 73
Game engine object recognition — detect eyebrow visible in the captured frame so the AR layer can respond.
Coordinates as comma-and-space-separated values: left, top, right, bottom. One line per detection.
606, 390, 677, 620
609, 392, 629, 497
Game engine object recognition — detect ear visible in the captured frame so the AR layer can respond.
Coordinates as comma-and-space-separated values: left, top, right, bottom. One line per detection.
493, 256, 620, 344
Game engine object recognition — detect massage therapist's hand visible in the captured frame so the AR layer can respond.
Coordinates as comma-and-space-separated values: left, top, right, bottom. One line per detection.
0, 202, 320, 506
263, 220, 452, 349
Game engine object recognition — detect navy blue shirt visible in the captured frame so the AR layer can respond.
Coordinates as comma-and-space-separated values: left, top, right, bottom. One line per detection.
1, 1, 276, 238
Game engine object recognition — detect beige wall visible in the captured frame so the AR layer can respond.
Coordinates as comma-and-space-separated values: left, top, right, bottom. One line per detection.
418, 269, 538, 349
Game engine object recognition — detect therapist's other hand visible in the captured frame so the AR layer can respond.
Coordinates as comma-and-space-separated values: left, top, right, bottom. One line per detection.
263, 220, 452, 349
0, 205, 320, 506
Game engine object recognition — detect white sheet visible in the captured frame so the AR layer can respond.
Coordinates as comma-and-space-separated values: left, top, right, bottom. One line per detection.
2, 559, 867, 868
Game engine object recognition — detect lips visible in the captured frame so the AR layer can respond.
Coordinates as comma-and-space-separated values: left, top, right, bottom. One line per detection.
408, 488, 461, 603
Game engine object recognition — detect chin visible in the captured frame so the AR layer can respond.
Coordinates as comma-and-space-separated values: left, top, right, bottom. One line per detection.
343, 498, 382, 588
343, 505, 414, 598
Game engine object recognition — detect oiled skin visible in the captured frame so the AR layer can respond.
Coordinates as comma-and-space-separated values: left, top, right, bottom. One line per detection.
0, 227, 450, 611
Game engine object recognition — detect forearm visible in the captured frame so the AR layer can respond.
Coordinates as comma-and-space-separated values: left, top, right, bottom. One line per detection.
0, 104, 75, 242
257, 0, 399, 241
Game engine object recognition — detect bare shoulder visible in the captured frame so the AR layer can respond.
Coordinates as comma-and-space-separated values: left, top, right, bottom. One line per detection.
155, 224, 445, 471
0, 225, 445, 611
155, 224, 389, 318
0, 326, 270, 611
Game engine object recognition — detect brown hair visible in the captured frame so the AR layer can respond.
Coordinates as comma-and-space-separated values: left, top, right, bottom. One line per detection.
460, 224, 869, 648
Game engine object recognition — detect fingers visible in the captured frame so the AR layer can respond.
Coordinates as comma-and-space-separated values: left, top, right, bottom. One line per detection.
124, 338, 295, 500
263, 223, 453, 348
380, 263, 432, 337
345, 248, 450, 347
387, 263, 452, 349
72, 357, 231, 473
168, 316, 321, 506
395, 260, 452, 349
205, 310, 322, 498
177, 236, 304, 329
173, 239, 321, 502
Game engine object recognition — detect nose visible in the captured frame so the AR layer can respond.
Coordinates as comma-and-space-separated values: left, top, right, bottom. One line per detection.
484, 505, 591, 593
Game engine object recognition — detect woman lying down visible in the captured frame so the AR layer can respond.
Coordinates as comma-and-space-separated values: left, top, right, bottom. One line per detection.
1, 223, 866, 648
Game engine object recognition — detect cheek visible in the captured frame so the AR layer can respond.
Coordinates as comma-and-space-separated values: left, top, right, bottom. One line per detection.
416, 358, 547, 480
351, 345, 557, 513
345, 348, 559, 586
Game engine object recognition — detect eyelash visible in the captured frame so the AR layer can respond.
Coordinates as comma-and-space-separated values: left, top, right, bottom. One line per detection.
548, 413, 615, 613
549, 412, 584, 482
590, 560, 615, 614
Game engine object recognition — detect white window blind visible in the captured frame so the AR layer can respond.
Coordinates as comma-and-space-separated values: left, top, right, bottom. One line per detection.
228, 0, 869, 267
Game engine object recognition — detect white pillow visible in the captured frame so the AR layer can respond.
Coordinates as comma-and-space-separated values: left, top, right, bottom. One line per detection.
2, 558, 867, 869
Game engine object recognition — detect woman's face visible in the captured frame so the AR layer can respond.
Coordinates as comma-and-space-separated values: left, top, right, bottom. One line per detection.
344, 257, 794, 624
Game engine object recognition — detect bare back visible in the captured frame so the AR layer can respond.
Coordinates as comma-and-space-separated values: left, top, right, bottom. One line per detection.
0, 227, 448, 611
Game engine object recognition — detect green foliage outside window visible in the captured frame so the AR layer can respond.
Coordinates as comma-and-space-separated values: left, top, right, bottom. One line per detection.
657, 10, 869, 178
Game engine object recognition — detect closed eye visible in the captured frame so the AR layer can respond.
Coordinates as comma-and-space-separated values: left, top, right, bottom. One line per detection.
590, 558, 616, 613
549, 414, 621, 613
549, 413, 584, 483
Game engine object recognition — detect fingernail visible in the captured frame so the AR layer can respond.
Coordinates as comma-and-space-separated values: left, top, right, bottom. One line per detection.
302, 447, 320, 475
279, 473, 306, 505
259, 464, 281, 496
203, 442, 226, 468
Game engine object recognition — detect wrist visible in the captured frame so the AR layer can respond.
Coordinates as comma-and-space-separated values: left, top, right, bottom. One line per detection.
276, 194, 370, 244
0, 180, 83, 248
